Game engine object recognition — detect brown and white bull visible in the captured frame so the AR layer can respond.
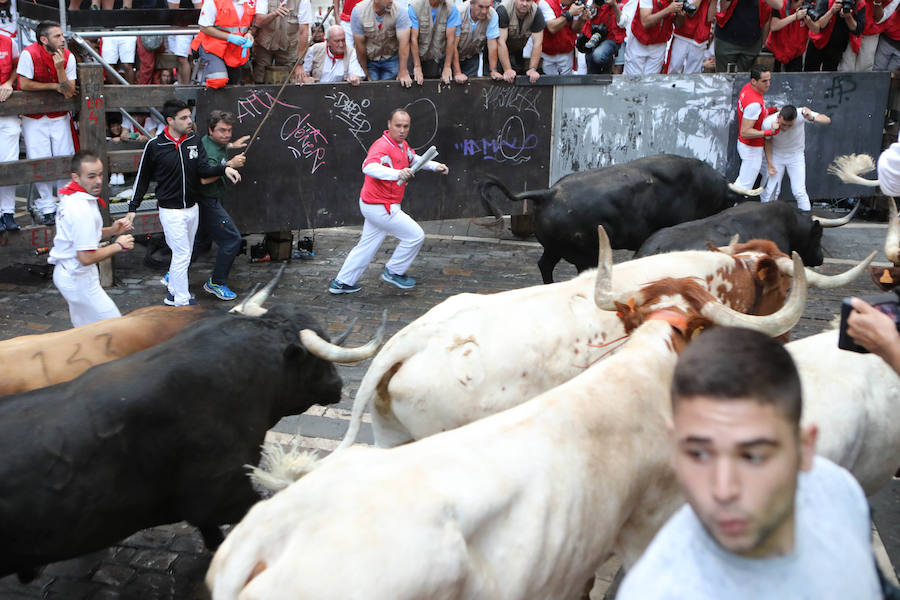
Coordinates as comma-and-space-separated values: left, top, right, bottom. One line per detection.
207, 261, 808, 600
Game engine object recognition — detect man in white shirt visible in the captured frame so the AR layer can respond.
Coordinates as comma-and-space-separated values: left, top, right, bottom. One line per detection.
49, 151, 135, 328
761, 104, 831, 212
617, 327, 883, 600
302, 24, 364, 83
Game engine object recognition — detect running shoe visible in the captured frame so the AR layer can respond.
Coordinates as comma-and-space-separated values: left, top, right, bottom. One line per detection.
380, 268, 416, 289
328, 280, 361, 294
203, 279, 237, 301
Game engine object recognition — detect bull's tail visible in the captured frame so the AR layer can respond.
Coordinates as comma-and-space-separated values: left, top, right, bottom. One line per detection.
480, 173, 556, 219
827, 154, 879, 187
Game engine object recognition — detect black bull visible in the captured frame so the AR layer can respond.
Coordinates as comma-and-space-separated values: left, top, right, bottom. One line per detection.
0, 306, 345, 580
635, 202, 825, 266
480, 154, 744, 283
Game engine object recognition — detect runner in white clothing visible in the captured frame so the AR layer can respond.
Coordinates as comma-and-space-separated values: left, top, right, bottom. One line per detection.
761, 104, 831, 212
49, 151, 135, 328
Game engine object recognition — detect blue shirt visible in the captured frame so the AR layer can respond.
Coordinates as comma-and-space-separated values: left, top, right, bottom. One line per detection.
408, 2, 462, 30
351, 2, 413, 36
467, 5, 499, 38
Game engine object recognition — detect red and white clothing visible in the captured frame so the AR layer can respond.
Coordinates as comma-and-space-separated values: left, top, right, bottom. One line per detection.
340, 0, 364, 41
17, 43, 77, 216
0, 33, 18, 217
667, 0, 712, 73
302, 40, 365, 82
539, 0, 578, 74
49, 182, 121, 327
760, 110, 811, 210
0, 0, 20, 58
839, 0, 882, 69
624, 0, 675, 74
733, 81, 769, 193
334, 131, 440, 286
766, 0, 810, 65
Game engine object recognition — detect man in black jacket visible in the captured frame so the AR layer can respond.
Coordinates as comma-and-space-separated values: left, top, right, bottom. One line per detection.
126, 99, 240, 306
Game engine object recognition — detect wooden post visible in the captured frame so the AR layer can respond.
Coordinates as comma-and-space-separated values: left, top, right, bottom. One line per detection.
78, 63, 115, 287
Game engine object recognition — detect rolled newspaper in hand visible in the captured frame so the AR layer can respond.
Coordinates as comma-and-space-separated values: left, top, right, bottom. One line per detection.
398, 145, 439, 185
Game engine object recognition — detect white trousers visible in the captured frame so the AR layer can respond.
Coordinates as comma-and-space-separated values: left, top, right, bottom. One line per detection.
667, 35, 705, 74
734, 142, 764, 192
623, 38, 666, 74
541, 51, 574, 75
335, 199, 425, 286
159, 204, 199, 305
101, 36, 137, 64
22, 114, 75, 215
166, 34, 192, 57
762, 152, 810, 210
53, 265, 121, 328
838, 34, 878, 72
0, 115, 20, 214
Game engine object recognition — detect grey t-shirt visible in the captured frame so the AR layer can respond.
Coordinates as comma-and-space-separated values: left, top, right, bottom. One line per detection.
618, 457, 881, 600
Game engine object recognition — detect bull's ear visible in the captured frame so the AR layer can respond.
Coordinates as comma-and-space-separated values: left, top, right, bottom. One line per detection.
284, 343, 307, 360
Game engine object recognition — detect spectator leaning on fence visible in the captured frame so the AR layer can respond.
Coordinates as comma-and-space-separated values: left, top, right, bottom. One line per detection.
765, 0, 815, 71
804, 0, 865, 70
873, 0, 900, 70
666, 0, 713, 73
453, 0, 501, 81
714, 0, 779, 72
496, 0, 544, 82
191, 0, 257, 88
252, 0, 313, 84
539, 0, 588, 74
0, 28, 18, 232
625, 0, 680, 74
408, 0, 460, 84
303, 24, 365, 82
351, 0, 413, 84
17, 20, 77, 227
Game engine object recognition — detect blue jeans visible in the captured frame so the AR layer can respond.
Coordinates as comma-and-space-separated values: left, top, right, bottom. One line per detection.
368, 56, 400, 80
193, 197, 242, 285
586, 39, 619, 74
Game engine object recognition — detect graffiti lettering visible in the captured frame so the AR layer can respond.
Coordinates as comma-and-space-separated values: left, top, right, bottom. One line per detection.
453, 116, 538, 164
280, 113, 328, 173
823, 75, 857, 110
236, 90, 302, 123
325, 91, 371, 150
480, 87, 541, 117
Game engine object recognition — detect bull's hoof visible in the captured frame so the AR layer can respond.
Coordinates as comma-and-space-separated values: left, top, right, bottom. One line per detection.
868, 266, 900, 291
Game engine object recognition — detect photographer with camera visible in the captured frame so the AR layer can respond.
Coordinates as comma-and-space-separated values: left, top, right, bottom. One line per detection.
766, 0, 817, 70
803, 0, 865, 70
497, 0, 545, 82
538, 0, 589, 74
872, 0, 900, 71
624, 0, 682, 73
666, 0, 712, 73
838, 0, 882, 70
576, 0, 625, 73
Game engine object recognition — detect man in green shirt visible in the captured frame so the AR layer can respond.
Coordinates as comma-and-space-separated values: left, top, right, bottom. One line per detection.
194, 110, 248, 300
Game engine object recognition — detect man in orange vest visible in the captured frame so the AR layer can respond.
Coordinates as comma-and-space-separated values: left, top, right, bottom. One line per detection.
732, 64, 778, 195
191, 0, 257, 88
16, 20, 76, 226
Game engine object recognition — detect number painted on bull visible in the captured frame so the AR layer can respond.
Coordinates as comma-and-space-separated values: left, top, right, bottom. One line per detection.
453, 116, 538, 164
823, 75, 857, 110
280, 113, 328, 174
325, 91, 371, 151
236, 90, 302, 123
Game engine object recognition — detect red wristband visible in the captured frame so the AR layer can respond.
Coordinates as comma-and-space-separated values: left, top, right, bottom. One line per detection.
116, 241, 128, 251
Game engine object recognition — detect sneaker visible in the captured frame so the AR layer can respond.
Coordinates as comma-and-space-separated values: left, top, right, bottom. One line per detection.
292, 248, 315, 260
41, 212, 56, 226
380, 268, 416, 290
328, 279, 361, 294
160, 272, 169, 286
3, 213, 19, 231
164, 293, 198, 306
204, 279, 237, 301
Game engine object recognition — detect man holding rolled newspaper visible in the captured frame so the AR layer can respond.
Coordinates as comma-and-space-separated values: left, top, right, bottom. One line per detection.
329, 108, 449, 294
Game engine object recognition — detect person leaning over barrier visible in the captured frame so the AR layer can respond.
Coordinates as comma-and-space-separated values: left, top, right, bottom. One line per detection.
496, 0, 544, 82
251, 0, 313, 85
302, 24, 365, 83
329, 109, 448, 295
408, 0, 460, 84
617, 327, 883, 599
452, 0, 502, 81
127, 100, 241, 307
351, 0, 414, 85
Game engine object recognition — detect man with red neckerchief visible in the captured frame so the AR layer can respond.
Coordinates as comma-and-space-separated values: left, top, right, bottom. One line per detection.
624, 0, 682, 74
766, 0, 816, 71
329, 109, 449, 294
49, 150, 135, 328
667, 0, 713, 73
732, 64, 778, 196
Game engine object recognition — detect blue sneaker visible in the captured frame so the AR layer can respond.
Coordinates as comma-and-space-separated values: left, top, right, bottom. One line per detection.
380, 268, 416, 289
204, 279, 237, 301
328, 279, 361, 294
160, 272, 169, 286
164, 293, 198, 306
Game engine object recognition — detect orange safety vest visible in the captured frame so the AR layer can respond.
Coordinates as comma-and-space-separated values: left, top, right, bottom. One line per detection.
191, 0, 257, 67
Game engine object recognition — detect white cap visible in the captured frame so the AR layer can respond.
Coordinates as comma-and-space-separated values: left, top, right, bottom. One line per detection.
878, 142, 900, 197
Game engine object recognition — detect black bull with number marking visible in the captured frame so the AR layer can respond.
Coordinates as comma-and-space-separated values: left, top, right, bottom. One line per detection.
0, 305, 382, 580
480, 154, 746, 283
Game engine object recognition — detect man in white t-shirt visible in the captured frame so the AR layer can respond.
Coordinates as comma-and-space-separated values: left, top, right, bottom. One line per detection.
761, 104, 830, 212
49, 151, 135, 328
617, 327, 884, 600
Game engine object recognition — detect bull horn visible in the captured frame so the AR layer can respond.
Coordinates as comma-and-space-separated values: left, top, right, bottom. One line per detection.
236, 265, 287, 317
229, 283, 261, 315
332, 318, 359, 346
701, 252, 807, 337
812, 199, 860, 227
728, 183, 763, 196
775, 250, 876, 289
886, 197, 900, 265
299, 310, 387, 364
593, 225, 614, 309
827, 154, 879, 187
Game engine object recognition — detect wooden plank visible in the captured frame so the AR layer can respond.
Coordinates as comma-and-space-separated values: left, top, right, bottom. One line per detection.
102, 85, 201, 109
0, 90, 76, 118
0, 156, 71, 187
108, 149, 145, 173
18, 3, 200, 27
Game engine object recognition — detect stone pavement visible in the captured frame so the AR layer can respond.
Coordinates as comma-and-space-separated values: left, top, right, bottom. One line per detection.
0, 214, 897, 599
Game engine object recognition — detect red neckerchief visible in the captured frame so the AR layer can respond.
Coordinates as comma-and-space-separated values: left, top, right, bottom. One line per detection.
164, 125, 188, 148
59, 179, 106, 208
326, 45, 344, 62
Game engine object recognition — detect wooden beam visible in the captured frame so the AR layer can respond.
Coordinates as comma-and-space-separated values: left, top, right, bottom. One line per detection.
101, 85, 201, 109
0, 90, 77, 118
17, 3, 200, 27
0, 156, 71, 187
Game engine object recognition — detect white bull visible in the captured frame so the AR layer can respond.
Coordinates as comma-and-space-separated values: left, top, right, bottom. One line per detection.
207, 263, 808, 600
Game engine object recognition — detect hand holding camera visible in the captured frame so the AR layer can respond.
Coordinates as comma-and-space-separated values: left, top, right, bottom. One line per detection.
839, 293, 900, 354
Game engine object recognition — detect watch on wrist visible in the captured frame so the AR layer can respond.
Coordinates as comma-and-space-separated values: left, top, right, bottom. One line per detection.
564, 9, 574, 21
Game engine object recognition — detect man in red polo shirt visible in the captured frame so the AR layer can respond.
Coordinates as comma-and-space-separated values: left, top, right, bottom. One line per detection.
732, 64, 778, 195
329, 109, 449, 294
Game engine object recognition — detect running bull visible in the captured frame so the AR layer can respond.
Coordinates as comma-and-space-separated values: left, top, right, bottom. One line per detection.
634, 201, 858, 265
480, 154, 750, 283
0, 294, 384, 580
